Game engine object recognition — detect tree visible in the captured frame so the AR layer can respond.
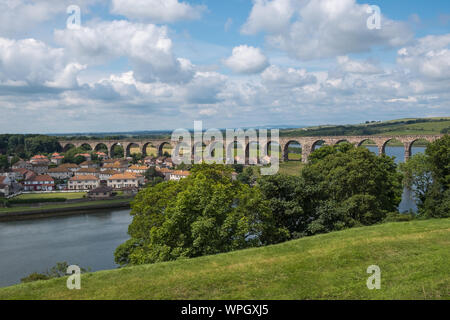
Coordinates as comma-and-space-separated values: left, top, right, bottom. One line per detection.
421, 135, 450, 218
300, 144, 403, 234
257, 174, 309, 242
0, 155, 8, 170
115, 164, 269, 266
399, 153, 433, 208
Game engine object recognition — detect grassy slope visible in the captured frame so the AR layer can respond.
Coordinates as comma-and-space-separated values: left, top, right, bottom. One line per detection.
1, 218, 448, 300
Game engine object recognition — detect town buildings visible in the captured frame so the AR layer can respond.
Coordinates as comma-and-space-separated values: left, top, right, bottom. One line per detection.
68, 175, 100, 190
23, 175, 55, 191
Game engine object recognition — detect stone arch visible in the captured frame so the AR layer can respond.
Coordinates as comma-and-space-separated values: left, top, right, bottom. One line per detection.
335, 139, 350, 145
158, 142, 173, 157
358, 138, 378, 155
311, 139, 326, 152
110, 142, 124, 159
283, 140, 302, 161
205, 141, 225, 164
245, 141, 261, 164
125, 142, 141, 157
94, 143, 108, 152
62, 143, 76, 152
227, 140, 245, 164
80, 143, 93, 151
142, 142, 157, 157
408, 138, 430, 157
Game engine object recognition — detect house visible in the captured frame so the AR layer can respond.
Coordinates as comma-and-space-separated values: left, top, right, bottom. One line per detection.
30, 155, 50, 165
155, 156, 166, 166
156, 167, 173, 181
80, 161, 100, 169
101, 161, 128, 173
0, 171, 16, 183
12, 160, 32, 170
99, 169, 119, 181
0, 176, 11, 187
121, 187, 139, 196
169, 170, 190, 181
12, 168, 33, 181
23, 174, 55, 191
59, 163, 80, 173
144, 156, 156, 166
126, 165, 149, 175
88, 186, 113, 199
68, 175, 100, 190
0, 183, 10, 197
107, 173, 140, 189
32, 163, 49, 175
164, 158, 174, 168
95, 152, 108, 160
50, 153, 64, 165
48, 166, 73, 180
75, 168, 100, 177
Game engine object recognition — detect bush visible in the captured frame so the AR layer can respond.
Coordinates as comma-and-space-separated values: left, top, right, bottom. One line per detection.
383, 212, 416, 223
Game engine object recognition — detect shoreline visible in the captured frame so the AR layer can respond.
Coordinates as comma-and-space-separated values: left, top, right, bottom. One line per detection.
0, 199, 132, 222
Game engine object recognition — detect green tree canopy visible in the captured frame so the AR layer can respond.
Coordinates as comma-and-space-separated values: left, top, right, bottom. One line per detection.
115, 164, 269, 266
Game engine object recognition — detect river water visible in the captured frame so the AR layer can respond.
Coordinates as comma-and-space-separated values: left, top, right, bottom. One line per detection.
0, 209, 132, 287
0, 146, 425, 288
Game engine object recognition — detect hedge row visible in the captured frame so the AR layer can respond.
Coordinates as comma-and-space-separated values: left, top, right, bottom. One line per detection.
9, 198, 67, 204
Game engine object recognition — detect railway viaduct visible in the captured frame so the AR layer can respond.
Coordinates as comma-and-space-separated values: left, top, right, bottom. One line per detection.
58, 135, 443, 163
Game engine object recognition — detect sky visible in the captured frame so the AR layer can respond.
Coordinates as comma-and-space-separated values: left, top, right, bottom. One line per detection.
0, 0, 449, 133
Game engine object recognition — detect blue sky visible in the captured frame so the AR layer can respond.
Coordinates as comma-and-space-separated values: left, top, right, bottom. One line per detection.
0, 0, 449, 133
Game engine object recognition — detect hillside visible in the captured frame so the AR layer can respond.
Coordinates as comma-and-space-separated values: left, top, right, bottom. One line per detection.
1, 218, 448, 300
281, 117, 450, 137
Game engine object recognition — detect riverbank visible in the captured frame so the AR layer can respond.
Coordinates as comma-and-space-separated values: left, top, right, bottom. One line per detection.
0, 198, 133, 221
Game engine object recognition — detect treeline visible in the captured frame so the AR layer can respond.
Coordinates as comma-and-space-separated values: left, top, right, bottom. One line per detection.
0, 135, 61, 159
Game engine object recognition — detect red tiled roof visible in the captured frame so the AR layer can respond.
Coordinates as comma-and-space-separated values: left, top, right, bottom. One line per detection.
29, 175, 54, 182
70, 175, 99, 181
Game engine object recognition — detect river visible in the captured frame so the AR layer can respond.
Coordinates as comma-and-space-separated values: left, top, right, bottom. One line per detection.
0, 209, 132, 288
0, 146, 425, 288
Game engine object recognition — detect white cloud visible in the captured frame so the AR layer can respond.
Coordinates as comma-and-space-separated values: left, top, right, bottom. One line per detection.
110, 0, 206, 23
397, 34, 450, 80
0, 37, 83, 89
336, 56, 383, 74
241, 0, 294, 35
261, 65, 317, 87
55, 20, 195, 83
0, 0, 102, 36
224, 45, 269, 74
242, 0, 413, 60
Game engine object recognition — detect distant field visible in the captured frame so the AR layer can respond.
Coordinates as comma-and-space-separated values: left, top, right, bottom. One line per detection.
279, 161, 304, 176
1, 218, 448, 299
281, 117, 450, 137
14, 192, 86, 200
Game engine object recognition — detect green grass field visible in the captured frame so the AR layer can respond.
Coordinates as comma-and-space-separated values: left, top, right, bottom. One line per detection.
1, 218, 448, 300
13, 192, 86, 200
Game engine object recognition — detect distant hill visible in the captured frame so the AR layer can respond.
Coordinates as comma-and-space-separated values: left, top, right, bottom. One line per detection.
1, 218, 448, 300
280, 117, 450, 137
